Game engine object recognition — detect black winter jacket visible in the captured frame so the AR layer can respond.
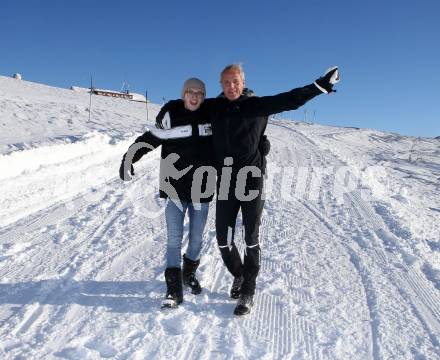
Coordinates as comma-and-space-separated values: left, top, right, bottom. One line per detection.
202, 84, 322, 172
127, 100, 215, 203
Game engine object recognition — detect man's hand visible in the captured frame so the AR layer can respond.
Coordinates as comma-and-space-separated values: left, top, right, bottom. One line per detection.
119, 155, 135, 181
314, 66, 340, 94
259, 135, 271, 156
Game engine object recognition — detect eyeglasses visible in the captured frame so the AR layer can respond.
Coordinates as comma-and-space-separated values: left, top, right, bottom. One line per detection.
185, 90, 204, 98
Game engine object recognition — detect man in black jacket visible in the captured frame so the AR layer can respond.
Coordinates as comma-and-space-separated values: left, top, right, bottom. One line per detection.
202, 64, 340, 315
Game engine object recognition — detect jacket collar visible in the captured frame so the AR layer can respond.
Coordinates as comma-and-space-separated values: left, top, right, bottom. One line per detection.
217, 88, 256, 101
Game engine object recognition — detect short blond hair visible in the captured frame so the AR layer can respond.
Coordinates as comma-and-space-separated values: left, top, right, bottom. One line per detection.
220, 63, 245, 82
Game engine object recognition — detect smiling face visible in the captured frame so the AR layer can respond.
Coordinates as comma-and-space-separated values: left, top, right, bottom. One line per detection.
183, 88, 205, 111
220, 70, 245, 101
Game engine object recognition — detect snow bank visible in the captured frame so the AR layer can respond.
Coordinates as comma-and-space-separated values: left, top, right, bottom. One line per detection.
0, 132, 134, 227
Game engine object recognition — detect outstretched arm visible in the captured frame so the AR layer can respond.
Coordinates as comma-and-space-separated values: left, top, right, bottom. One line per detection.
119, 124, 195, 181
240, 67, 340, 117
119, 130, 163, 180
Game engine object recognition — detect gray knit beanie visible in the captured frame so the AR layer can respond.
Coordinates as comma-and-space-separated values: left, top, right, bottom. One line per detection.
181, 78, 206, 99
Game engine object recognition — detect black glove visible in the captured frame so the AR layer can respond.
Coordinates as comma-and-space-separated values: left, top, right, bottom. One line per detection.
156, 111, 170, 129
259, 135, 271, 156
119, 155, 135, 181
155, 118, 164, 129
314, 66, 340, 94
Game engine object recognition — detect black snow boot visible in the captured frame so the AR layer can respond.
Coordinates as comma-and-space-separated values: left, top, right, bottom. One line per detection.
161, 267, 183, 309
234, 293, 254, 316
230, 275, 244, 299
182, 254, 202, 295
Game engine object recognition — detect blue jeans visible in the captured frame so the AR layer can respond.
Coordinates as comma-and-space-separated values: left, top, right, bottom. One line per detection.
165, 199, 209, 268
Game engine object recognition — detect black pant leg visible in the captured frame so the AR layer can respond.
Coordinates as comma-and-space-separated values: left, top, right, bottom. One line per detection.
215, 197, 242, 278
239, 182, 265, 296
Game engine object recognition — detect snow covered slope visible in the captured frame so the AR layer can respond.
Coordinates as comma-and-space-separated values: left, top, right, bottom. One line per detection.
0, 76, 160, 155
0, 76, 439, 359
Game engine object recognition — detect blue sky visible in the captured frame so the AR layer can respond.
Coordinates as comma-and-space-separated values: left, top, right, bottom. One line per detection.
1, 0, 439, 137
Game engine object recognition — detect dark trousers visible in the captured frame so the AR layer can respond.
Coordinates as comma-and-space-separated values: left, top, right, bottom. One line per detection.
215, 176, 264, 296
